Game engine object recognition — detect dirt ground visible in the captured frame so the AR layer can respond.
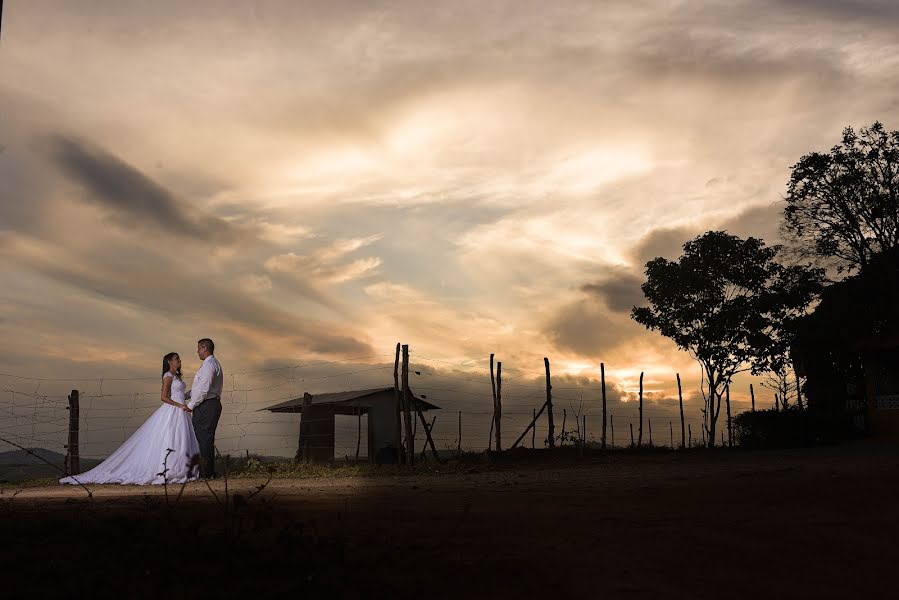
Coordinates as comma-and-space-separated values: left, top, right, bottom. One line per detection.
2, 442, 897, 599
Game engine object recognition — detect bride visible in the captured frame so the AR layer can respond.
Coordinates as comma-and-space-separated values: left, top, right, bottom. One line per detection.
60, 352, 201, 485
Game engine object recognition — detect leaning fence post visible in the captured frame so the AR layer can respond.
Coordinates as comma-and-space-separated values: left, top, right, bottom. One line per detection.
65, 390, 80, 476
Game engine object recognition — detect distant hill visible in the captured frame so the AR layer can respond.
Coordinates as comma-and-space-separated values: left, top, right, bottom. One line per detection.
0, 448, 101, 484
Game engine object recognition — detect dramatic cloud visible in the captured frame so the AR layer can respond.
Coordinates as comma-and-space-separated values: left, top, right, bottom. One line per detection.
46, 136, 236, 242
1, 0, 897, 454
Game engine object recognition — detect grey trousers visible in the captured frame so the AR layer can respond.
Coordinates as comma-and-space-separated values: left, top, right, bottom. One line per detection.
192, 397, 222, 478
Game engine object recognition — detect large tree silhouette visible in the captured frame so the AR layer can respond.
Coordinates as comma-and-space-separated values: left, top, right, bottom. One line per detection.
783, 121, 899, 275
632, 232, 822, 447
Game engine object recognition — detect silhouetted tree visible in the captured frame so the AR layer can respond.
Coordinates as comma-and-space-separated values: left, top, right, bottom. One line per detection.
783, 121, 899, 276
632, 232, 822, 447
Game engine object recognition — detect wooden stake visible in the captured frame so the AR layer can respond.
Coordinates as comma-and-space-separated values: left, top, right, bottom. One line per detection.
511, 401, 549, 449
488, 354, 496, 450
417, 413, 439, 462
401, 345, 414, 466
750, 383, 755, 412
648, 418, 652, 446
677, 373, 685, 449
579, 415, 585, 458
688, 423, 692, 447
532, 409, 536, 449
601, 363, 607, 450
669, 420, 673, 448
495, 361, 502, 451
65, 390, 80, 476
394, 343, 403, 464
629, 422, 634, 447
561, 409, 567, 445
544, 358, 555, 448
457, 410, 462, 456
610, 414, 615, 448
638, 372, 644, 447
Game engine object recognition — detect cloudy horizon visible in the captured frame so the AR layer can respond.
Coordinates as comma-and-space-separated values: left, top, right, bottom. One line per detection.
2, 1, 897, 455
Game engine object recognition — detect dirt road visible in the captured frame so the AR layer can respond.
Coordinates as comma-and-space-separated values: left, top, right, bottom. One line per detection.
2, 443, 897, 598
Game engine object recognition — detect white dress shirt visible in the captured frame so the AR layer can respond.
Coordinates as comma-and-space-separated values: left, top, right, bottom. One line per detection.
188, 355, 223, 410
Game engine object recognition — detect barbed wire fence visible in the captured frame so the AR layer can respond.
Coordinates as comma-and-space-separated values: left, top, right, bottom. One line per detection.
0, 347, 759, 478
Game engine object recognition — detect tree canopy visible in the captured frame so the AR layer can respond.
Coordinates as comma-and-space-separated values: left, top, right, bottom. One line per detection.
632, 231, 823, 446
783, 121, 899, 275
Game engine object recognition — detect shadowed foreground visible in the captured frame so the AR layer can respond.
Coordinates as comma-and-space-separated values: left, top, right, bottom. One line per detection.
2, 443, 897, 598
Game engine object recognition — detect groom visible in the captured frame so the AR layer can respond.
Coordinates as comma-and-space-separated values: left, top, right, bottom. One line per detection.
187, 338, 224, 478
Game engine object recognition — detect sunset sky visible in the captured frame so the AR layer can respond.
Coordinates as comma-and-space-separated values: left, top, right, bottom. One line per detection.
2, 1, 898, 456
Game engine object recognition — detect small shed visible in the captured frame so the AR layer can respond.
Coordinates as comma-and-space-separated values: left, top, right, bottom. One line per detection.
262, 387, 439, 463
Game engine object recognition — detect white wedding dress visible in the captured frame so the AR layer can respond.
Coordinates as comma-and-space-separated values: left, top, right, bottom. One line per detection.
60, 372, 201, 485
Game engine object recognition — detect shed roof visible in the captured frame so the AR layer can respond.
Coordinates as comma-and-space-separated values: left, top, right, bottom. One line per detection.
261, 387, 440, 413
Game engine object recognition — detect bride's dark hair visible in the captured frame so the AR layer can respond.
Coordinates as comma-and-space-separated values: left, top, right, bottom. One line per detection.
162, 352, 182, 380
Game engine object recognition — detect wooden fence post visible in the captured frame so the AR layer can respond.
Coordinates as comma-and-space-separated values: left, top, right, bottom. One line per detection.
457, 410, 462, 456
610, 414, 615, 448
677, 373, 685, 449
495, 361, 502, 452
629, 422, 634, 447
648, 418, 653, 446
669, 420, 673, 448
402, 345, 415, 465
65, 390, 80, 476
638, 372, 644, 447
394, 343, 403, 464
688, 423, 692, 447
544, 358, 555, 448
601, 363, 607, 450
532, 409, 536, 449
488, 354, 496, 451
561, 409, 567, 445
750, 383, 755, 412
579, 415, 585, 458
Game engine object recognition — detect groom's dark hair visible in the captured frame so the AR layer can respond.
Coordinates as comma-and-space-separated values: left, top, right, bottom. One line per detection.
198, 338, 215, 354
